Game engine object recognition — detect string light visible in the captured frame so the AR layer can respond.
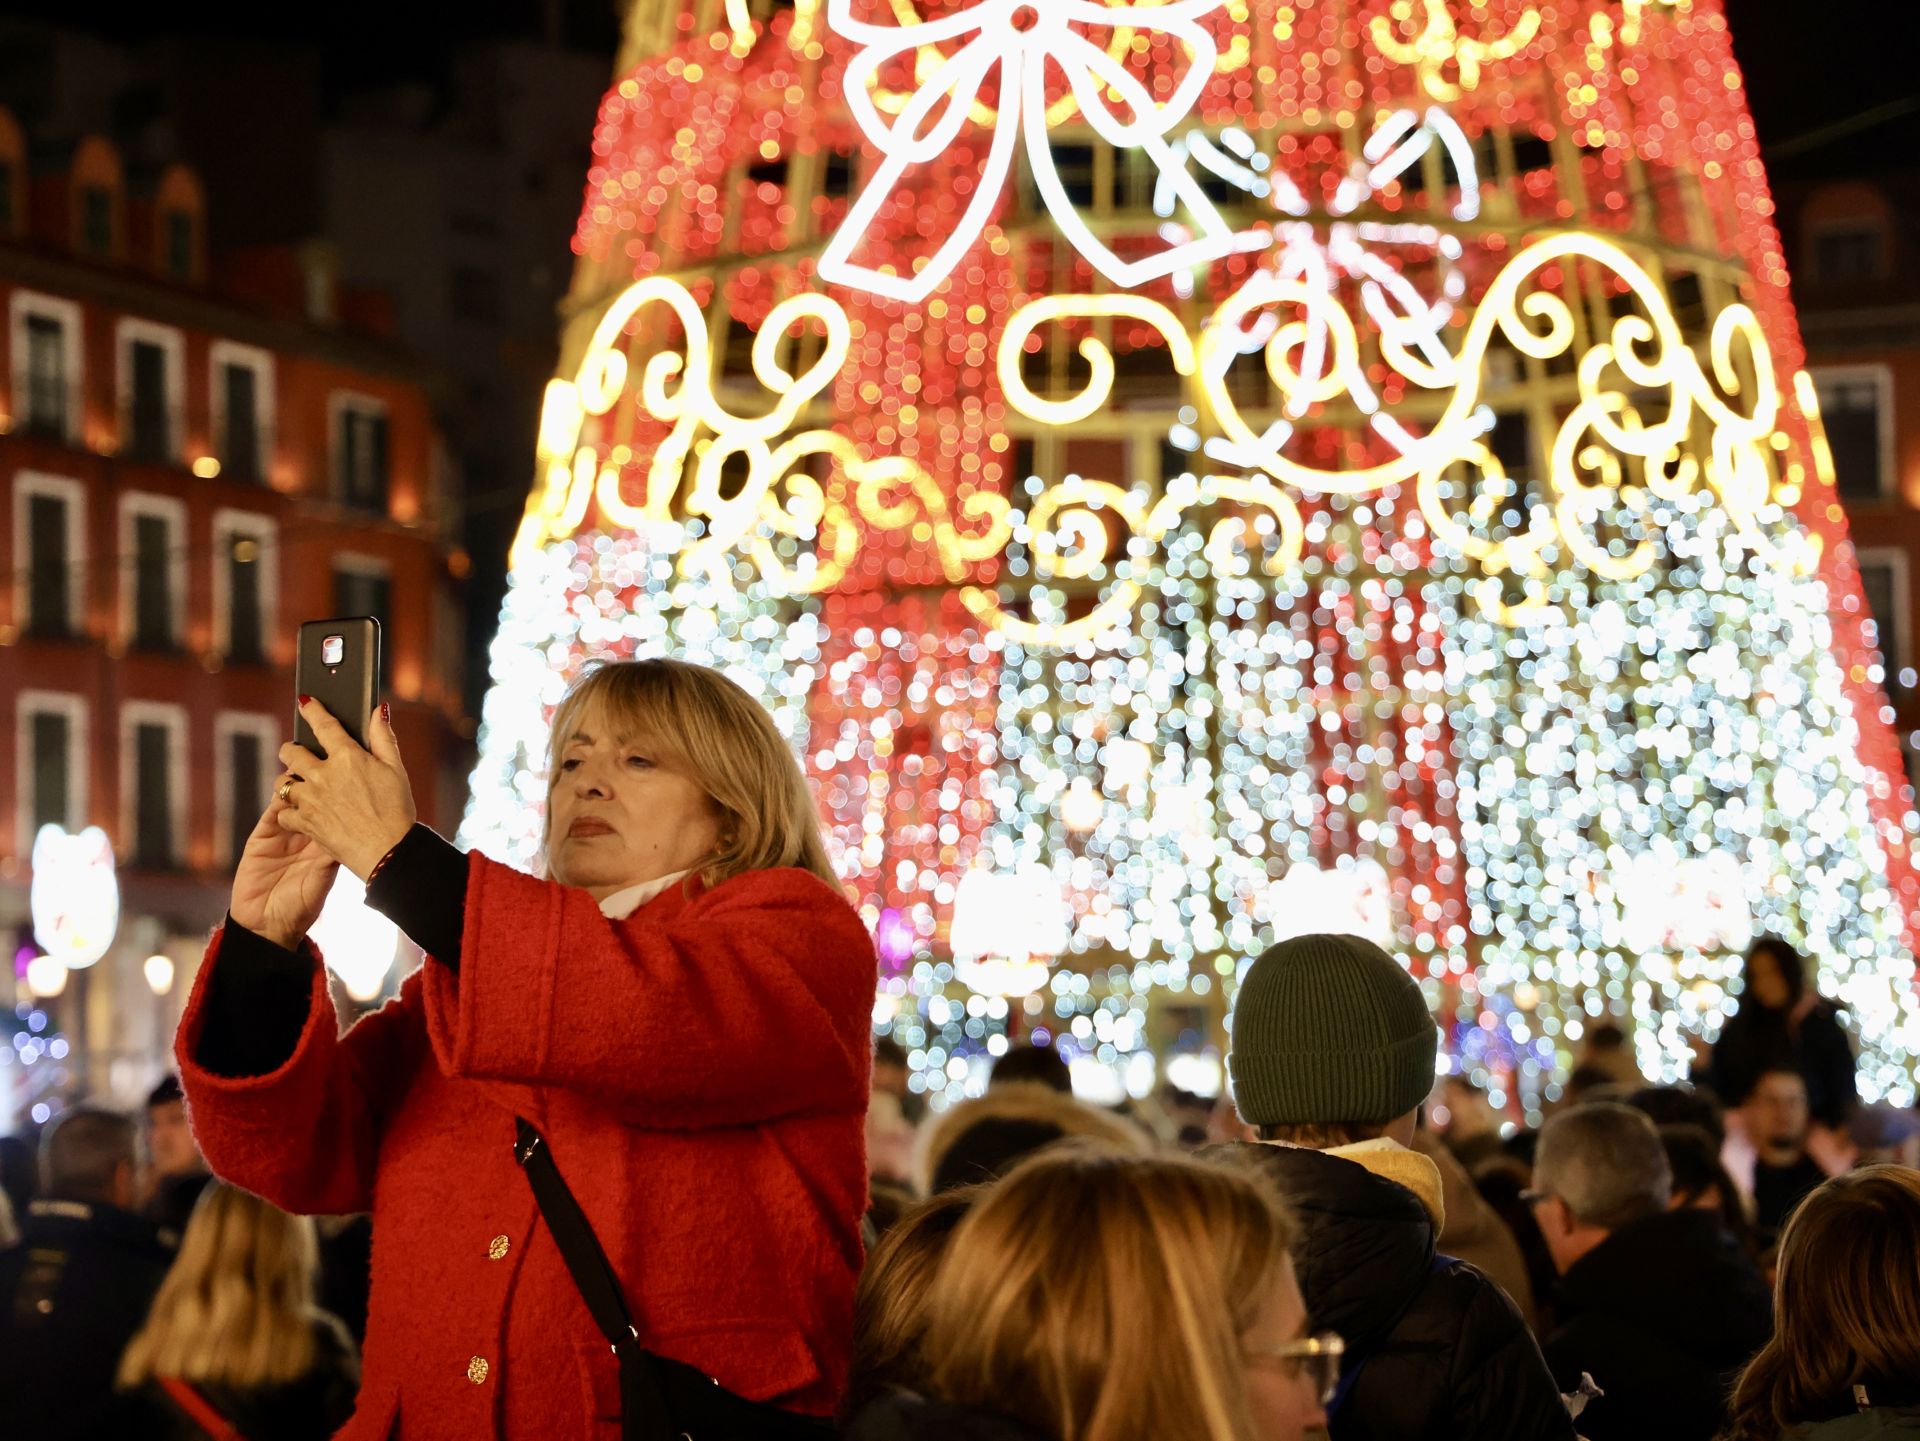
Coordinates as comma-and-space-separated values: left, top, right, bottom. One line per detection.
467, 0, 1920, 1116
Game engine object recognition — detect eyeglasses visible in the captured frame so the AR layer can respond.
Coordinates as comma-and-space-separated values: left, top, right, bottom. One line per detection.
1519, 1188, 1553, 1207
1246, 1331, 1346, 1405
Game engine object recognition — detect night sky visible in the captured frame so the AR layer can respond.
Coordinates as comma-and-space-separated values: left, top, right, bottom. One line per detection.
0, 0, 1912, 173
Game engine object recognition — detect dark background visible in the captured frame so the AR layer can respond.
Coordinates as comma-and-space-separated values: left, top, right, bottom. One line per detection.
0, 0, 1909, 164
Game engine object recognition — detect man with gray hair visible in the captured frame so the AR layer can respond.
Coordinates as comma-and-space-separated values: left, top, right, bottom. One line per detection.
1530, 1101, 1769, 1441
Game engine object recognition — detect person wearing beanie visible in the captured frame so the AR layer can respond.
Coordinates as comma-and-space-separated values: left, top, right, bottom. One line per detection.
1210, 932, 1576, 1441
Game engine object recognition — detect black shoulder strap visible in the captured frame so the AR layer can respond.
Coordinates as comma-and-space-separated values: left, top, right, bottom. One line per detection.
514, 1117, 678, 1441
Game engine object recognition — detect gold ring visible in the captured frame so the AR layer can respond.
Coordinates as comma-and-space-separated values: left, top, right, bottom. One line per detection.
278, 779, 295, 805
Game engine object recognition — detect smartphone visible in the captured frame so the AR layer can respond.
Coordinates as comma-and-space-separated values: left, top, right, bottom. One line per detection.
295, 617, 381, 759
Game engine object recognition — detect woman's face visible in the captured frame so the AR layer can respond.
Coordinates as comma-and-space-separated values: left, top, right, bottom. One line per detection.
1241, 1256, 1328, 1441
1747, 948, 1791, 1010
546, 703, 723, 900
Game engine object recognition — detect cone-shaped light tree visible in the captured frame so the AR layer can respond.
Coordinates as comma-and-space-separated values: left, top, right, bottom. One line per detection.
464, 0, 1920, 1116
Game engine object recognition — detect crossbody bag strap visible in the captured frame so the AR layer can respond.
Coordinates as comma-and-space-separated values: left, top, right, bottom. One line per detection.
514, 1117, 681, 1441
158, 1376, 250, 1441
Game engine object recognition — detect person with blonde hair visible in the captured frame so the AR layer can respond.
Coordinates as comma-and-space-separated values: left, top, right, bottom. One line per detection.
178, 657, 877, 1440
1719, 1165, 1920, 1441
118, 1181, 358, 1439
844, 1148, 1336, 1441
839, 1185, 982, 1426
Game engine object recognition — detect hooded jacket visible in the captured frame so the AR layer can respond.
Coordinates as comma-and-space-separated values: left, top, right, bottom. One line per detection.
1214, 1141, 1576, 1441
1410, 1128, 1536, 1327
1542, 1206, 1772, 1441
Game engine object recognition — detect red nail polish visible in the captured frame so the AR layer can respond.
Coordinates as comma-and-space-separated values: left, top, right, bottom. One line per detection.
380, 702, 391, 723
298, 694, 312, 706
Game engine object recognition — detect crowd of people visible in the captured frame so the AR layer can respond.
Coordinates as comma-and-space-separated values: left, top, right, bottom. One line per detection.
1, 658, 1917, 1440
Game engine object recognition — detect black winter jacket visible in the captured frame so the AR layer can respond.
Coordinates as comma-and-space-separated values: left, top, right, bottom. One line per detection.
1542, 1207, 1772, 1441
1215, 1142, 1576, 1441
0, 1198, 174, 1440
844, 1388, 1052, 1441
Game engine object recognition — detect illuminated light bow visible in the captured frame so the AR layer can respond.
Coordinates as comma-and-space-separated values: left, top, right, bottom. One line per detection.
1193, 105, 1483, 473
819, 0, 1266, 303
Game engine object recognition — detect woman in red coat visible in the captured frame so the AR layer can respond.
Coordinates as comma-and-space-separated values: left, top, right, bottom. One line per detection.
176, 658, 877, 1441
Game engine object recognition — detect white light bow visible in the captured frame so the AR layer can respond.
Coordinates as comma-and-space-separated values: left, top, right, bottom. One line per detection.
1188, 106, 1486, 470
821, 0, 1263, 303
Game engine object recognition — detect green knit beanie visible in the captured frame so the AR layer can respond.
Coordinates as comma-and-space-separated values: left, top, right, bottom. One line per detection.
1228, 933, 1438, 1126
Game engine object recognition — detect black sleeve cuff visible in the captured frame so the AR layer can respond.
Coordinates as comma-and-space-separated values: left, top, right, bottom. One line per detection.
364, 824, 468, 972
194, 918, 318, 1077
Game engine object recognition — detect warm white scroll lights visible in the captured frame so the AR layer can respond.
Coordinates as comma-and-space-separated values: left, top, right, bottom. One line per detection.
819, 0, 1265, 302
950, 863, 1070, 998
310, 869, 400, 1004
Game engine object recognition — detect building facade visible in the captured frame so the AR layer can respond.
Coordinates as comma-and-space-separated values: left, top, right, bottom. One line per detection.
0, 111, 468, 1122
1776, 165, 1920, 783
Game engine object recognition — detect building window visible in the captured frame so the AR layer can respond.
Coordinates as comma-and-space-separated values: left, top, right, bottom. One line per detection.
334, 397, 391, 513
164, 210, 194, 281
122, 703, 185, 870
1026, 141, 1097, 209
1812, 221, 1887, 285
23, 313, 70, 438
80, 184, 112, 255
213, 510, 276, 666
118, 321, 183, 465
333, 561, 392, 688
215, 715, 279, 865
12, 294, 81, 442
1814, 370, 1893, 502
121, 495, 185, 652
822, 149, 854, 199
223, 364, 261, 478
1857, 551, 1906, 677
16, 692, 87, 849
14, 473, 84, 640
127, 340, 170, 461
211, 343, 273, 484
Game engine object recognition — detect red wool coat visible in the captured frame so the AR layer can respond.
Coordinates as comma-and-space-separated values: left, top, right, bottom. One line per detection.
177, 857, 876, 1441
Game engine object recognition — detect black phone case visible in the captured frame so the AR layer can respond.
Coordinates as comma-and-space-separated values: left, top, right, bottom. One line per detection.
295, 617, 381, 759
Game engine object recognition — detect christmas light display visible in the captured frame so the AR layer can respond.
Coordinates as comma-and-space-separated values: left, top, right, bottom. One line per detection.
467, 0, 1920, 1115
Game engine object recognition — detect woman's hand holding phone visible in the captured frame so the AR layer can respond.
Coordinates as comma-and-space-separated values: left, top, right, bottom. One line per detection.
230, 795, 340, 950
275, 698, 417, 881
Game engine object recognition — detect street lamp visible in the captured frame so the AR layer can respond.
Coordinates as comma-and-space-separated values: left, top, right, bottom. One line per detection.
143, 953, 175, 996
25, 954, 68, 998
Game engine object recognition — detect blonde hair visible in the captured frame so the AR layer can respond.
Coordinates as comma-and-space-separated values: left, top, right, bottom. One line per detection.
544, 657, 836, 889
1720, 1165, 1920, 1439
921, 1147, 1298, 1441
840, 1185, 983, 1424
118, 1183, 326, 1391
